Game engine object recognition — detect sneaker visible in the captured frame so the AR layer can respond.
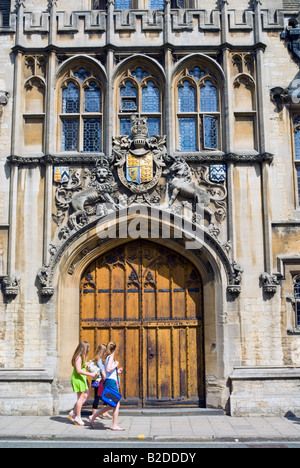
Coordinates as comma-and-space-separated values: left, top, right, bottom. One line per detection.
68, 411, 75, 422
74, 416, 85, 426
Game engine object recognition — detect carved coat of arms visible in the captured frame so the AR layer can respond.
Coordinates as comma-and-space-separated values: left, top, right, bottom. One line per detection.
113, 115, 166, 194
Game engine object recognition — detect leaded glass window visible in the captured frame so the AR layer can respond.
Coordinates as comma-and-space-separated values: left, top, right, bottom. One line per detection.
121, 82, 137, 112
200, 81, 218, 113
177, 67, 220, 152
84, 82, 101, 113
293, 117, 300, 205
118, 65, 162, 137
294, 278, 300, 327
62, 119, 79, 151
149, 0, 165, 9
60, 66, 103, 153
83, 119, 101, 152
179, 118, 197, 152
115, 0, 131, 9
203, 115, 218, 150
62, 83, 79, 113
142, 81, 160, 113
178, 81, 196, 113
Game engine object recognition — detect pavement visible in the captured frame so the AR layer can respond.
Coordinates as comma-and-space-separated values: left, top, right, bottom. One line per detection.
1, 408, 300, 443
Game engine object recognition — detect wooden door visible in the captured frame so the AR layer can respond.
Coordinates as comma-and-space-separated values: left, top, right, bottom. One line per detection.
80, 240, 204, 407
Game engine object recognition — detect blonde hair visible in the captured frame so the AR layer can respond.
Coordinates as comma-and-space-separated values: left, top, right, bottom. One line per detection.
106, 341, 117, 355
71, 341, 90, 367
93, 344, 107, 364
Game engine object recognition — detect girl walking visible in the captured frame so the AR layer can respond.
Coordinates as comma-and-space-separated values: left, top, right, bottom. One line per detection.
68, 341, 97, 426
91, 344, 111, 420
89, 341, 125, 431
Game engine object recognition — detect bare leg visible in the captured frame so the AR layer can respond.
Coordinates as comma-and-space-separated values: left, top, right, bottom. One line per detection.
111, 402, 125, 431
89, 405, 112, 428
74, 390, 89, 418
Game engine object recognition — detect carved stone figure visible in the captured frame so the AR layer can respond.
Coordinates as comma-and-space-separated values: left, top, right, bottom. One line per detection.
69, 160, 118, 226
2, 274, 21, 297
260, 272, 279, 294
165, 157, 210, 207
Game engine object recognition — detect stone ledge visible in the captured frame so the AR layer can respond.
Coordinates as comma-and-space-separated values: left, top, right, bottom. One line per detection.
230, 365, 300, 380
0, 368, 54, 382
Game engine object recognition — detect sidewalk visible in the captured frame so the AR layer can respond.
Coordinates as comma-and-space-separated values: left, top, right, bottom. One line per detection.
1, 410, 300, 442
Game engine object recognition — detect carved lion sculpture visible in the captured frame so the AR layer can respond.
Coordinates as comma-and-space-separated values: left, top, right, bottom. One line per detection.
70, 165, 118, 223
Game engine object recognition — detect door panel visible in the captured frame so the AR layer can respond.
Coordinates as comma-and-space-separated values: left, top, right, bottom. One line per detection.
80, 240, 204, 407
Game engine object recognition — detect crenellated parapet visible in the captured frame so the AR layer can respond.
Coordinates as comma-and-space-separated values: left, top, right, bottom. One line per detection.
0, 5, 298, 47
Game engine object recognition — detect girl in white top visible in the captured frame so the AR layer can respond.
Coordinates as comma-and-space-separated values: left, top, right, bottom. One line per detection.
89, 342, 125, 431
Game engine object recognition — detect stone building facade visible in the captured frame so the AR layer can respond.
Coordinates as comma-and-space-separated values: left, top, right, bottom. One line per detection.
0, 0, 300, 416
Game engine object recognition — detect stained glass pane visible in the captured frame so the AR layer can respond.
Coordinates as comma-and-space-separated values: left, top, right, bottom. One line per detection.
62, 82, 79, 113
147, 117, 160, 137
294, 128, 300, 160
142, 81, 160, 113
85, 82, 101, 113
297, 166, 300, 206
295, 279, 300, 299
120, 118, 132, 137
296, 301, 300, 327
178, 81, 196, 113
131, 67, 148, 81
179, 118, 197, 151
210, 164, 226, 183
83, 118, 101, 152
200, 81, 218, 112
189, 66, 205, 80
203, 115, 218, 149
149, 0, 164, 9
62, 118, 79, 151
121, 81, 137, 112
73, 68, 91, 82
115, 0, 130, 9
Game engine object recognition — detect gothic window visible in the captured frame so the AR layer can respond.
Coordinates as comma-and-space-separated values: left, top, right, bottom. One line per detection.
294, 276, 300, 327
59, 66, 102, 153
114, 0, 164, 8
176, 66, 220, 152
118, 65, 162, 138
293, 117, 300, 206
0, 0, 11, 26
114, 0, 131, 9
149, 0, 165, 9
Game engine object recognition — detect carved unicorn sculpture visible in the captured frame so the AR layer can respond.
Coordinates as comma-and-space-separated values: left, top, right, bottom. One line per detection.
165, 157, 210, 207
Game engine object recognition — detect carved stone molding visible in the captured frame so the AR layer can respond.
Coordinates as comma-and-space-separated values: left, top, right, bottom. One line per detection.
6, 151, 274, 166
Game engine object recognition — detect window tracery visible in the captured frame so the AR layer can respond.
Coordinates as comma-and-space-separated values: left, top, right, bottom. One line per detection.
293, 116, 300, 206
175, 64, 220, 152
59, 65, 103, 153
118, 64, 162, 138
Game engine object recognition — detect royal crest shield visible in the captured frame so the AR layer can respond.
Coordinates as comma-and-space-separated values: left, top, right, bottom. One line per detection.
126, 152, 153, 184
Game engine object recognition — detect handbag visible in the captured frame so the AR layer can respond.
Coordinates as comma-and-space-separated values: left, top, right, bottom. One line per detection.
96, 379, 104, 396
101, 386, 122, 408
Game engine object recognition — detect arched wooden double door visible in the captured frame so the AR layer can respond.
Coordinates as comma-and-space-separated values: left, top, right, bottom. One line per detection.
80, 240, 205, 407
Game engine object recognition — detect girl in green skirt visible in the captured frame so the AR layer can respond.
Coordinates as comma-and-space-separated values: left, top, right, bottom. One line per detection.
68, 341, 97, 426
